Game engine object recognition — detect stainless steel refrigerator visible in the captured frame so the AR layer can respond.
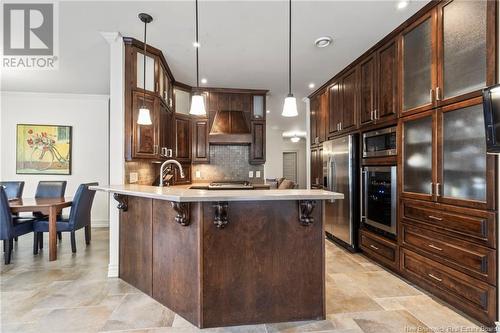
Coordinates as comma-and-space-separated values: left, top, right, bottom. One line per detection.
322, 134, 359, 251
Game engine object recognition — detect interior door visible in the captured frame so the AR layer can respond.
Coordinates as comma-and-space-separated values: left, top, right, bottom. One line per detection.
400, 111, 435, 202
283, 152, 298, 184
437, 0, 492, 106
400, 11, 437, 116
437, 97, 495, 210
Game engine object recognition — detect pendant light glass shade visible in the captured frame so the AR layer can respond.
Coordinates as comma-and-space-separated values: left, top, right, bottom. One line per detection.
190, 94, 206, 115
137, 107, 152, 125
282, 94, 298, 117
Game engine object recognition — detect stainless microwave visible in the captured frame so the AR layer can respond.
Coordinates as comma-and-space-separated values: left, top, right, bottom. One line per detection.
362, 127, 397, 158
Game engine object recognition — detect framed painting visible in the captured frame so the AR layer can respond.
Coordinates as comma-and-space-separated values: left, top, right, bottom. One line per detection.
16, 124, 72, 175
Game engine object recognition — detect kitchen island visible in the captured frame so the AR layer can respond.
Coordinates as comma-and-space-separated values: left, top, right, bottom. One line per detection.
92, 184, 343, 328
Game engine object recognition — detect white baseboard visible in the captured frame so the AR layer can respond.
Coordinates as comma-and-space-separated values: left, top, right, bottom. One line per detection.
108, 264, 119, 278
92, 219, 109, 228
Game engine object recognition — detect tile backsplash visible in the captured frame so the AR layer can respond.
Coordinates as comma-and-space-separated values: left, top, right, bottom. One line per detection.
193, 145, 264, 183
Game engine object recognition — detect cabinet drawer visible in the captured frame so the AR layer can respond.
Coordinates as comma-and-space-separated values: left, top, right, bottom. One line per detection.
400, 248, 496, 325
360, 229, 398, 271
401, 199, 496, 248
400, 224, 496, 285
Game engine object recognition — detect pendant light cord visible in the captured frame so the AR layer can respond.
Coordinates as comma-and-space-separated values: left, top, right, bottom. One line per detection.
195, 0, 200, 90
143, 20, 147, 102
288, 0, 291, 96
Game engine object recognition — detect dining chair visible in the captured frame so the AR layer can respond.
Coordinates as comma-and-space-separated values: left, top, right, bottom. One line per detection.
0, 181, 25, 199
33, 183, 98, 254
34, 180, 67, 244
0, 187, 34, 264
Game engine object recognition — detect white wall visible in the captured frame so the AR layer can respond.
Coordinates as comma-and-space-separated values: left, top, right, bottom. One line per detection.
0, 92, 110, 226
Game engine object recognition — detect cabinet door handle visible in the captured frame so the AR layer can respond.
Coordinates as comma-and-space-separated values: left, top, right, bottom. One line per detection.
435, 87, 441, 101
370, 244, 379, 250
374, 109, 378, 120
428, 244, 443, 251
154, 145, 158, 155
428, 215, 443, 221
429, 89, 434, 103
370, 110, 374, 121
435, 183, 441, 197
428, 273, 442, 282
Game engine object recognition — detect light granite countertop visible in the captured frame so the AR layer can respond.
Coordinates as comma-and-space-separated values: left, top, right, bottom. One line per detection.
90, 184, 344, 203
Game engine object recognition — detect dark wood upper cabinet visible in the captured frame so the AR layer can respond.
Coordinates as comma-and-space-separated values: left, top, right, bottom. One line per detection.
328, 82, 341, 135
359, 54, 376, 126
175, 114, 191, 162
318, 90, 328, 143
436, 0, 496, 107
192, 117, 209, 164
132, 91, 159, 159
310, 95, 319, 145
400, 11, 437, 116
250, 121, 265, 164
340, 68, 358, 132
159, 104, 174, 158
377, 39, 398, 121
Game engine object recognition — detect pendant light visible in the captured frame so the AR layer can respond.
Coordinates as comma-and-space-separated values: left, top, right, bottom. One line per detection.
189, 0, 207, 116
137, 13, 153, 125
282, 0, 298, 117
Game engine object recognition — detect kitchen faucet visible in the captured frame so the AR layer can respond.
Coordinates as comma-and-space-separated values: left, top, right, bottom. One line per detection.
159, 159, 185, 187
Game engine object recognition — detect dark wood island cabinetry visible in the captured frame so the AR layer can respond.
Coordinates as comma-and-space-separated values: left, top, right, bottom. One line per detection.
97, 185, 343, 328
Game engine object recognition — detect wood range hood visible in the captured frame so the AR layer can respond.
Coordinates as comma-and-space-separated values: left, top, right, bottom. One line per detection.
209, 110, 252, 144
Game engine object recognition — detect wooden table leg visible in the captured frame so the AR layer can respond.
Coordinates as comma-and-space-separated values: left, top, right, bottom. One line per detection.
49, 206, 57, 261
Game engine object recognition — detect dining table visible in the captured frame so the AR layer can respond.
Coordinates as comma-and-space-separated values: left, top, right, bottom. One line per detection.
9, 197, 73, 261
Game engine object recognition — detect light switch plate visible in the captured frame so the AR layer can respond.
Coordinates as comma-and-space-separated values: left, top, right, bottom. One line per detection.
129, 172, 138, 183
249, 171, 254, 178
195, 170, 201, 179
256, 171, 261, 178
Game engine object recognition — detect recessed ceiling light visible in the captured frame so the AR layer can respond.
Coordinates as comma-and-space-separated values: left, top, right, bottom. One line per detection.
266, 110, 271, 114
201, 78, 207, 84
193, 41, 200, 48
291, 136, 300, 143
314, 36, 333, 48
397, 0, 409, 9
308, 83, 315, 89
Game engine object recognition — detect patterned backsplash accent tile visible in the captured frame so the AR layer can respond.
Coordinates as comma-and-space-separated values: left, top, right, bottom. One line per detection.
193, 145, 264, 183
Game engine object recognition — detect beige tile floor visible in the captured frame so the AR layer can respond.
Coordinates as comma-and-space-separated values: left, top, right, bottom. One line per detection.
0, 228, 487, 333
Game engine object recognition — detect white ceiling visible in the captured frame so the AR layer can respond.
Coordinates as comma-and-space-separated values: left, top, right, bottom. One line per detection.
1, 0, 429, 133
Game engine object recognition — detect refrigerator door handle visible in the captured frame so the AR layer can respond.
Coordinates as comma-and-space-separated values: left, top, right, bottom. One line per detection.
328, 156, 336, 203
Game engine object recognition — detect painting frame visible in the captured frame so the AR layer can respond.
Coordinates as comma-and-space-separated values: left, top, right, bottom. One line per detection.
16, 124, 72, 175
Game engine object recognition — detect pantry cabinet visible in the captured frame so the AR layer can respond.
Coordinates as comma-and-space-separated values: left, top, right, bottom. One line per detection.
400, 0, 495, 116
400, 97, 496, 211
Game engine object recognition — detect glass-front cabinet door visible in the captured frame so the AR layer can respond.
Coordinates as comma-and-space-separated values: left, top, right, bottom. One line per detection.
136, 51, 156, 93
438, 0, 491, 105
437, 98, 495, 210
401, 12, 436, 115
401, 112, 435, 201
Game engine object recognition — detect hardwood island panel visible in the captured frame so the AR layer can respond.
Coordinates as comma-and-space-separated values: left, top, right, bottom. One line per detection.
152, 200, 202, 327
201, 201, 325, 327
119, 196, 153, 295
